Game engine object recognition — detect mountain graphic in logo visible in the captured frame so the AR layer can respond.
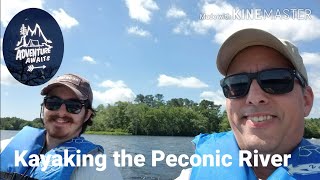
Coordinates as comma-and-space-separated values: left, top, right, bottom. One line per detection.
15, 23, 53, 50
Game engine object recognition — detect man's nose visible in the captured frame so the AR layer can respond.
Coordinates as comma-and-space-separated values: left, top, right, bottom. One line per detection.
57, 103, 69, 115
245, 80, 269, 105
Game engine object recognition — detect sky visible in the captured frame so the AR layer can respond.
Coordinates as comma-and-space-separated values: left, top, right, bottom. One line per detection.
1, 0, 320, 120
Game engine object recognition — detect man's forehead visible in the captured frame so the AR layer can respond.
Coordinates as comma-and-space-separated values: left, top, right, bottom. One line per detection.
226, 45, 293, 75
234, 45, 287, 58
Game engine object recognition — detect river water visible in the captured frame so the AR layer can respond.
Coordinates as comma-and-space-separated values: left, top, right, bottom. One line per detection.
1, 130, 319, 180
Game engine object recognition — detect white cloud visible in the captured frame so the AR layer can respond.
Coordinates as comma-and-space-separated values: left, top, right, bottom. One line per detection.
166, 6, 186, 19
82, 56, 97, 64
1, 0, 44, 27
308, 72, 320, 118
302, 52, 320, 66
98, 80, 127, 88
125, 0, 159, 23
173, 20, 192, 35
51, 8, 79, 29
173, 1, 320, 44
308, 103, 320, 118
302, 54, 320, 119
1, 64, 19, 85
309, 72, 320, 99
1, 38, 3, 60
127, 26, 151, 37
93, 80, 135, 105
200, 90, 225, 107
157, 74, 208, 88
1, 0, 78, 30
305, 70, 320, 118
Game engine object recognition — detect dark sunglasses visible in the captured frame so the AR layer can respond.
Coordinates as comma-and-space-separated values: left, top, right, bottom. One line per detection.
44, 96, 89, 114
220, 68, 306, 99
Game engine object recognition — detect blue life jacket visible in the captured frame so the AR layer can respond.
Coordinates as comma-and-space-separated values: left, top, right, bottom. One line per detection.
0, 126, 103, 180
190, 131, 320, 180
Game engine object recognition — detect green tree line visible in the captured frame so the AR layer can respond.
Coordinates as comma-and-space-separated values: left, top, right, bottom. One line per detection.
1, 94, 319, 138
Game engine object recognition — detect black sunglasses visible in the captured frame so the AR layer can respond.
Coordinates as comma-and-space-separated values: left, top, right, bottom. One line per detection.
44, 96, 89, 114
220, 68, 306, 99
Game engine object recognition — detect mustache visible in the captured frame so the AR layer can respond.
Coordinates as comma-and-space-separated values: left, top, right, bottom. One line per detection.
47, 114, 73, 122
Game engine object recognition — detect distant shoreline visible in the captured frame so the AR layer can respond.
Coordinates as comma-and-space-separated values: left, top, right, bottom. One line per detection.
85, 131, 131, 135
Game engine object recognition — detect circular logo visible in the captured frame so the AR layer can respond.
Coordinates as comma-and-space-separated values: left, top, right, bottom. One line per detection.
2, 8, 64, 86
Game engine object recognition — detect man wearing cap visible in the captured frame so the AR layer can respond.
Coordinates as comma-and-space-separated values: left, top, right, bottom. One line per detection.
0, 74, 123, 180
176, 28, 319, 180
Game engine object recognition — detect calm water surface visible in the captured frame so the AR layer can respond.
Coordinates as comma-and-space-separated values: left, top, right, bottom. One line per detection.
1, 130, 319, 180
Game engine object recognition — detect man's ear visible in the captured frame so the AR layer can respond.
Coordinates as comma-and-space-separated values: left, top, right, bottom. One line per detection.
303, 86, 314, 117
84, 109, 93, 122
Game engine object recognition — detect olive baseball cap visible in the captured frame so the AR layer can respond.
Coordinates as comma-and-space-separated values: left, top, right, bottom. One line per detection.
41, 73, 93, 106
216, 28, 308, 84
